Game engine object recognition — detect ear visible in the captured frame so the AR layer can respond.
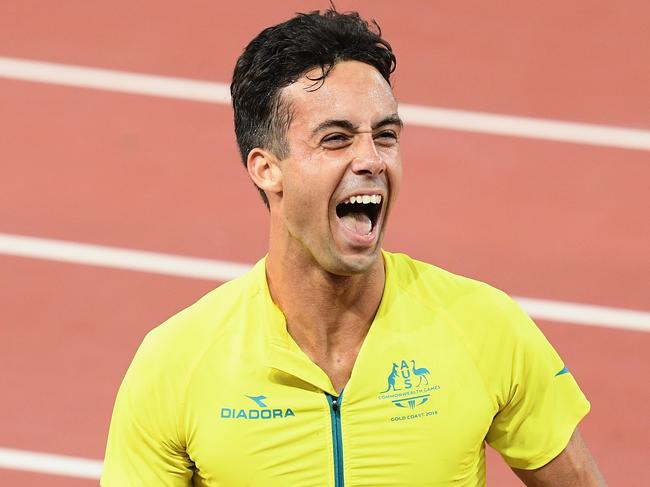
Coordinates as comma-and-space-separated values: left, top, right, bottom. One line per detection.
247, 148, 283, 198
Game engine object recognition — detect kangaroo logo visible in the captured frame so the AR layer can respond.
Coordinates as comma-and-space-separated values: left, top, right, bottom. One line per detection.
378, 358, 439, 411
382, 363, 400, 393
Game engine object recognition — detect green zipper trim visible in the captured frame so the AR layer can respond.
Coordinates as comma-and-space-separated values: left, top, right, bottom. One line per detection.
326, 392, 344, 487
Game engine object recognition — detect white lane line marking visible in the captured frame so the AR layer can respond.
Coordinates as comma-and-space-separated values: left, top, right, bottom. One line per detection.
515, 297, 650, 333
0, 232, 250, 282
1, 56, 649, 151
398, 105, 650, 151
0, 56, 230, 104
1, 233, 649, 332
0, 447, 102, 479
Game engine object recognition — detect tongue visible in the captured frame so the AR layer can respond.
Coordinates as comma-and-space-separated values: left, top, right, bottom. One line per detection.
340, 212, 372, 236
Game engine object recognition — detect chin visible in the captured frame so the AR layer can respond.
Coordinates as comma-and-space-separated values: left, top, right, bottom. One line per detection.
321, 248, 381, 277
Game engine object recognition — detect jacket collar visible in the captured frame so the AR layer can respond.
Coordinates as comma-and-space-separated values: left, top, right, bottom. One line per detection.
252, 251, 395, 396
249, 258, 337, 395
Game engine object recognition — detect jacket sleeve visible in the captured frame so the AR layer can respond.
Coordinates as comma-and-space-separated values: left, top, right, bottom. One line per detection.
101, 332, 194, 486
484, 296, 590, 470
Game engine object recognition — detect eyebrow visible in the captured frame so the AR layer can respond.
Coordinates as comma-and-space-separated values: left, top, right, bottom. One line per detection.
311, 114, 403, 137
373, 114, 404, 130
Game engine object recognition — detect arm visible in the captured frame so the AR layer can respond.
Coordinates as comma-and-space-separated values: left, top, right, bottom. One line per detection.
512, 429, 607, 487
101, 333, 194, 486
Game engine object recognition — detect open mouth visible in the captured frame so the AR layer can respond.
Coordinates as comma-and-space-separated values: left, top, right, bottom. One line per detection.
335, 194, 383, 237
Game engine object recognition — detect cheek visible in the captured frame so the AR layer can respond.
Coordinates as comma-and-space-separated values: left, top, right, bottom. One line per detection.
386, 153, 403, 194
282, 170, 325, 226
286, 156, 342, 201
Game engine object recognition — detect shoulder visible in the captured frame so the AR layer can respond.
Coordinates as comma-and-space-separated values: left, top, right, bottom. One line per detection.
385, 252, 567, 405
385, 251, 516, 313
384, 251, 538, 348
128, 262, 263, 384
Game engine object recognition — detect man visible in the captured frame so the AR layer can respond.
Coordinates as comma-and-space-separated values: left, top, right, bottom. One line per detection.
102, 9, 606, 486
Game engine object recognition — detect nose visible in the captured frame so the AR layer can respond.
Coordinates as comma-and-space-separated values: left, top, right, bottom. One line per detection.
351, 134, 385, 176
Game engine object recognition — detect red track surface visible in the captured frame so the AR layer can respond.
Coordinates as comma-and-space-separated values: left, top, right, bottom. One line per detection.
1, 1, 648, 485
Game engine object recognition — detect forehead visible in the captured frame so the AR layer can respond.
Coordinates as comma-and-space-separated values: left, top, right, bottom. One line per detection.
282, 61, 398, 132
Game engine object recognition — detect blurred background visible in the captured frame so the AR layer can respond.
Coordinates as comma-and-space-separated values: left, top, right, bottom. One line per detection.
1, 1, 648, 485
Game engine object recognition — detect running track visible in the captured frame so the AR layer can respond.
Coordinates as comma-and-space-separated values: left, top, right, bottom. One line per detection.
1, 1, 649, 485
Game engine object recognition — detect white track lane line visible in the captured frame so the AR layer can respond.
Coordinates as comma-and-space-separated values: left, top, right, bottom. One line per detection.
1, 232, 649, 332
0, 232, 250, 282
1, 56, 649, 151
0, 56, 230, 104
0, 447, 102, 479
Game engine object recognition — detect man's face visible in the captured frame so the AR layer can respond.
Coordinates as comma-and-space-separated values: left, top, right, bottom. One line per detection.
274, 60, 402, 276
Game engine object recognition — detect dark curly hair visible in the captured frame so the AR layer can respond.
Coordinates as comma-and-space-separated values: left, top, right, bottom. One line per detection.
230, 8, 396, 206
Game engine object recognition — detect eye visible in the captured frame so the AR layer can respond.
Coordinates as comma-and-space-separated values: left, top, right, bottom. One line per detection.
374, 130, 399, 146
321, 133, 352, 149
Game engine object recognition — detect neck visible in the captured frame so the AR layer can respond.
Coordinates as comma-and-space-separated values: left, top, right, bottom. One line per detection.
265, 238, 385, 366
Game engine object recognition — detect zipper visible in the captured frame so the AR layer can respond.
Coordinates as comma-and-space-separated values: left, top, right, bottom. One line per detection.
326, 392, 345, 487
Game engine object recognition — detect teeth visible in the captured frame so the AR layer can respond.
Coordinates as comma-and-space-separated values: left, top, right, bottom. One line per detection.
342, 194, 382, 205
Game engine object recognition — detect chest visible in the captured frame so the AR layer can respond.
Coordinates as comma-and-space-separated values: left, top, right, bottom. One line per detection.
183, 331, 496, 486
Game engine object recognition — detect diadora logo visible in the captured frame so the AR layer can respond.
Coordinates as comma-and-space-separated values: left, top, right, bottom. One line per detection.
378, 359, 441, 414
219, 395, 295, 420
246, 395, 268, 407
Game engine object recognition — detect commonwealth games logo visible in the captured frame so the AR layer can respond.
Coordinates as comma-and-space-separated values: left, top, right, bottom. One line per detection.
378, 359, 440, 410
